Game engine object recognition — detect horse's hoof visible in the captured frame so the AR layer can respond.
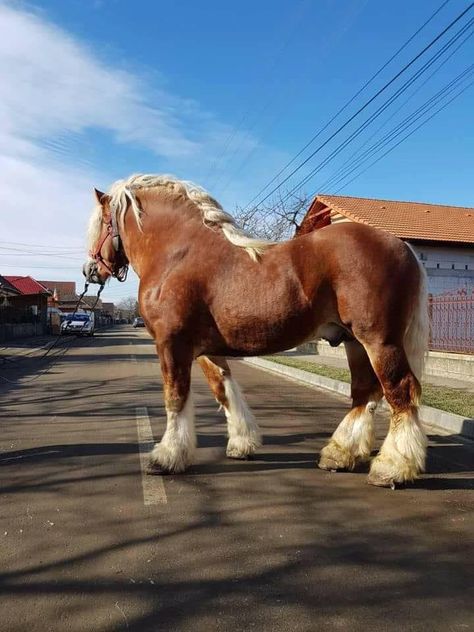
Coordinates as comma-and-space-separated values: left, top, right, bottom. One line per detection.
367, 457, 396, 487
146, 463, 164, 475
148, 442, 190, 474
368, 453, 419, 488
318, 441, 356, 471
367, 472, 394, 488
226, 436, 259, 460
318, 456, 346, 471
226, 448, 250, 460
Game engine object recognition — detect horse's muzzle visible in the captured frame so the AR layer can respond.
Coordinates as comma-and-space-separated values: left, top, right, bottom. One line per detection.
83, 260, 103, 285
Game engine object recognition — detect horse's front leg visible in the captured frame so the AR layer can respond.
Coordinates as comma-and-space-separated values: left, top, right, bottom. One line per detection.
148, 342, 195, 473
198, 356, 261, 459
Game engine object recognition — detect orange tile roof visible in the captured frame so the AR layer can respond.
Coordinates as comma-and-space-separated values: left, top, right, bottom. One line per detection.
314, 194, 474, 244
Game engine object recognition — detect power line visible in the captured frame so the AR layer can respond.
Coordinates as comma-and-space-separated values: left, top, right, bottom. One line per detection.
214, 0, 369, 196
241, 66, 473, 236
313, 27, 473, 194
270, 14, 474, 208
0, 262, 81, 270
238, 25, 468, 209
242, 0, 452, 210
0, 240, 83, 251
331, 78, 474, 194
0, 247, 83, 260
313, 31, 474, 194
256, 9, 474, 208
316, 64, 474, 194
244, 2, 473, 210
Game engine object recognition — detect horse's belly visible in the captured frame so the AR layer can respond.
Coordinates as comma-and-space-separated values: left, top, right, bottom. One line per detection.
203, 263, 330, 356
210, 303, 317, 356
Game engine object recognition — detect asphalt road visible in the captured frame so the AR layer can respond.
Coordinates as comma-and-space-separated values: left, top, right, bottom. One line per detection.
1, 327, 473, 632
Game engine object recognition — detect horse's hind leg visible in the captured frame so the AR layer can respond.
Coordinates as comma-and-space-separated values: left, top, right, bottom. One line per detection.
365, 342, 427, 487
198, 356, 261, 459
319, 340, 382, 471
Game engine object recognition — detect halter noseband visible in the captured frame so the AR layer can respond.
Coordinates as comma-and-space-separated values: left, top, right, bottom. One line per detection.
90, 208, 129, 282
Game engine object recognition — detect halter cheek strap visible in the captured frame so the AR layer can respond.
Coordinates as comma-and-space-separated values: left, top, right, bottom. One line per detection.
110, 207, 121, 252
90, 208, 129, 282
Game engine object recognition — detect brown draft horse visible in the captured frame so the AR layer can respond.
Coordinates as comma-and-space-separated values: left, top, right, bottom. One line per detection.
84, 174, 429, 488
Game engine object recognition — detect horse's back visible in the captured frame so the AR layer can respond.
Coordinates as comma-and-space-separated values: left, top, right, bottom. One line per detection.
296, 221, 416, 284
303, 220, 408, 257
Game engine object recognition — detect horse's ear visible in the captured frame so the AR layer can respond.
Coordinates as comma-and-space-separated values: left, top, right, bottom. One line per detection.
93, 188, 110, 206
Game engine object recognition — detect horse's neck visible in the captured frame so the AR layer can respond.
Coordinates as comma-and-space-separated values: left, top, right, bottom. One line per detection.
121, 205, 229, 277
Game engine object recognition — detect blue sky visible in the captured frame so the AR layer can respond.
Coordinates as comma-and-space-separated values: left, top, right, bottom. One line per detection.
0, 0, 472, 302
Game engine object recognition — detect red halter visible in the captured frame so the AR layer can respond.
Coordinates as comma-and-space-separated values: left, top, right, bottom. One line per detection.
89, 212, 129, 282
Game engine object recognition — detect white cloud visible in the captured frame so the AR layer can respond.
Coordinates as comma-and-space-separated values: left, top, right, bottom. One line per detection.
0, 4, 227, 273
0, 2, 285, 297
0, 3, 204, 158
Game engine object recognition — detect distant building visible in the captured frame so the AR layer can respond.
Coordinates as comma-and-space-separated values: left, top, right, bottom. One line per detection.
39, 280, 115, 327
1, 276, 50, 314
0, 275, 21, 300
298, 195, 474, 296
39, 280, 89, 313
0, 276, 50, 340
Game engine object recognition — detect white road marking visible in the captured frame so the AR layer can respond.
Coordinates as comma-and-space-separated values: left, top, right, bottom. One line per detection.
129, 342, 137, 363
135, 407, 167, 505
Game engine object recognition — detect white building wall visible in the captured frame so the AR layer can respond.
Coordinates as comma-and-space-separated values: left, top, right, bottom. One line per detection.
408, 243, 474, 296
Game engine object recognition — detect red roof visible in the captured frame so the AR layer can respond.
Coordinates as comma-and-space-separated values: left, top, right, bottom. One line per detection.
3, 276, 50, 296
0, 275, 20, 295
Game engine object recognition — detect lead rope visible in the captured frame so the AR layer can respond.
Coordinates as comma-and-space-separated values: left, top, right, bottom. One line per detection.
0, 282, 104, 384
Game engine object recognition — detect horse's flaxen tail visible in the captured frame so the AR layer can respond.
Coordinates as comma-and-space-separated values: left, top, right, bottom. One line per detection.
404, 245, 430, 385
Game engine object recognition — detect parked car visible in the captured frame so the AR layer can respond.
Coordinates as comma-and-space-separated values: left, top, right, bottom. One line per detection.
133, 316, 145, 328
61, 312, 95, 336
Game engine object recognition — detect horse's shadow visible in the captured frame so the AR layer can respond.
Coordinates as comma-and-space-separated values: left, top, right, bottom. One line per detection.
409, 477, 474, 490
1, 430, 472, 490
186, 429, 474, 490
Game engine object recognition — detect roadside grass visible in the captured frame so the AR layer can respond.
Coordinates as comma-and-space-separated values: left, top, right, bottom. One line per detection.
420, 383, 474, 419
264, 355, 474, 419
264, 356, 351, 383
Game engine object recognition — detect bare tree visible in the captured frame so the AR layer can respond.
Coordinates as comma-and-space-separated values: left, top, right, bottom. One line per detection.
235, 190, 310, 241
117, 297, 139, 321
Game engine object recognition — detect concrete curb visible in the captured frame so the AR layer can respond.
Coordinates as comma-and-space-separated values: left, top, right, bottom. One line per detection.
242, 357, 474, 440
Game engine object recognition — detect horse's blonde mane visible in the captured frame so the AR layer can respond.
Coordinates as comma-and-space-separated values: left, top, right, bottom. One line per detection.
87, 174, 274, 261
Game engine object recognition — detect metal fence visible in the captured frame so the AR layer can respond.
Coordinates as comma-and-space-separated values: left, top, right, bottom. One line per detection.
0, 306, 45, 342
428, 292, 474, 354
